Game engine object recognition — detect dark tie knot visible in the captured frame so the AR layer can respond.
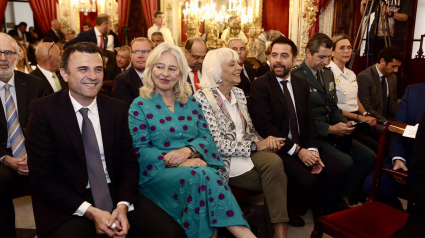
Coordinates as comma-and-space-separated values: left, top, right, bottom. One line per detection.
79, 108, 89, 118
280, 80, 288, 85
4, 83, 10, 91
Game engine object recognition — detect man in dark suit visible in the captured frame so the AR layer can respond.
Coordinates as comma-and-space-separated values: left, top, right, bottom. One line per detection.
184, 38, 207, 94
8, 22, 32, 45
249, 36, 349, 225
357, 46, 401, 125
364, 83, 425, 210
113, 38, 153, 111
228, 38, 256, 96
26, 42, 185, 238
0, 33, 47, 238
43, 19, 65, 43
64, 14, 111, 51
104, 46, 131, 81
31, 42, 67, 94
292, 33, 376, 207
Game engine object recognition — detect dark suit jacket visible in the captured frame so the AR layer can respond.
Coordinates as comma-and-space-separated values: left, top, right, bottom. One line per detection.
236, 65, 256, 96
256, 63, 270, 78
387, 83, 425, 167
357, 64, 399, 123
64, 28, 108, 51
248, 71, 320, 154
26, 90, 139, 237
113, 67, 143, 111
292, 61, 347, 137
0, 71, 47, 159
43, 29, 65, 43
105, 62, 124, 81
30, 66, 68, 95
8, 29, 32, 43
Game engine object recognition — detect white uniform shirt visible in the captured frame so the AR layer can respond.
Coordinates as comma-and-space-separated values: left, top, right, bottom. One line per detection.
328, 61, 359, 112
216, 90, 254, 178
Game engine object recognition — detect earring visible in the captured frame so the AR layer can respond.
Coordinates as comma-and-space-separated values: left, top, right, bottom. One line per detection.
218, 78, 223, 85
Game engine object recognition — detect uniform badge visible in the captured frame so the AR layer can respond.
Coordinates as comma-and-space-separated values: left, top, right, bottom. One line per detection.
329, 82, 335, 91
335, 77, 341, 85
344, 91, 347, 95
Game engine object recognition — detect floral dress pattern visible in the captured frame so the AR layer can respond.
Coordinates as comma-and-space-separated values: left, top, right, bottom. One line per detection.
128, 94, 249, 238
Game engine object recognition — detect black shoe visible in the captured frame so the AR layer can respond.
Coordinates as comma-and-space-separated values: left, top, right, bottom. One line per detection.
288, 214, 305, 227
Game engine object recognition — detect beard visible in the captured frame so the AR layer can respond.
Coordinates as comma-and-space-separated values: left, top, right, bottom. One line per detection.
0, 60, 17, 82
272, 64, 290, 78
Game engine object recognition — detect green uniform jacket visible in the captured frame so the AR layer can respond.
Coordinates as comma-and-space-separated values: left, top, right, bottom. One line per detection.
291, 60, 347, 137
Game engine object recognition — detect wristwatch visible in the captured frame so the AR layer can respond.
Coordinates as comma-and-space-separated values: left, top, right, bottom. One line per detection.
363, 112, 371, 116
250, 142, 257, 152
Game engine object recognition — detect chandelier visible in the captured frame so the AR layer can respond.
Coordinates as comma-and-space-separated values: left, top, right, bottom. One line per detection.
74, 0, 97, 16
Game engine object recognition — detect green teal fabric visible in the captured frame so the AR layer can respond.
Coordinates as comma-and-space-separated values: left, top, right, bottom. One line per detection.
129, 94, 249, 238
292, 60, 348, 137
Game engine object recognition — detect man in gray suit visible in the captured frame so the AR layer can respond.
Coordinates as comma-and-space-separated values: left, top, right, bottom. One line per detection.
357, 46, 402, 125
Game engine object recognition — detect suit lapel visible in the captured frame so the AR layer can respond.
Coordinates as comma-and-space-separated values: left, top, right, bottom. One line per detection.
35, 67, 54, 94
267, 72, 288, 113
371, 65, 384, 110
14, 72, 27, 127
0, 97, 6, 130
97, 94, 113, 175
56, 90, 87, 165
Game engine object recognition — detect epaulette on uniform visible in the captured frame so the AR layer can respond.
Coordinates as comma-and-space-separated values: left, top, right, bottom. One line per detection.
291, 65, 301, 72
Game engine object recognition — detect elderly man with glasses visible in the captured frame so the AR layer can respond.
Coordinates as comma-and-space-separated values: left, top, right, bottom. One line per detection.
0, 33, 46, 238
113, 37, 153, 111
30, 42, 68, 94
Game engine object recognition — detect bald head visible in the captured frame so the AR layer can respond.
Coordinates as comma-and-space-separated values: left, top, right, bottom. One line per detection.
51, 19, 61, 31
36, 42, 62, 72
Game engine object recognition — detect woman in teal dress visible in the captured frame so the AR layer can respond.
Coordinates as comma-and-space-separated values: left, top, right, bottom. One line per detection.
128, 42, 255, 238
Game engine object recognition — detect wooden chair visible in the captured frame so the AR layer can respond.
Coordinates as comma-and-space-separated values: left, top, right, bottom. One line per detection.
311, 121, 412, 238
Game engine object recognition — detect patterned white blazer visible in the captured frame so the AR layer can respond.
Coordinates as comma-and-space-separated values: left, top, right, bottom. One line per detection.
195, 87, 263, 182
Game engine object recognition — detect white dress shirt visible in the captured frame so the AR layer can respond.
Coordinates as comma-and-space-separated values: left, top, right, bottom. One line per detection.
328, 61, 359, 112
188, 68, 201, 92
135, 69, 144, 84
147, 25, 174, 45
217, 90, 254, 177
37, 65, 58, 92
69, 92, 132, 215
0, 75, 18, 163
276, 76, 319, 155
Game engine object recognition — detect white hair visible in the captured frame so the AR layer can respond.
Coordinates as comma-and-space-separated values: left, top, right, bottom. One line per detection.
198, 48, 239, 89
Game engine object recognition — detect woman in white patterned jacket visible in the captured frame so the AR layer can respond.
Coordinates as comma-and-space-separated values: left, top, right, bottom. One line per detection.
195, 48, 290, 238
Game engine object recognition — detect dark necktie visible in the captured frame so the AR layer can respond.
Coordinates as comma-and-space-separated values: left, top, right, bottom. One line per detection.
316, 71, 325, 91
280, 80, 300, 144
381, 76, 388, 118
79, 108, 113, 212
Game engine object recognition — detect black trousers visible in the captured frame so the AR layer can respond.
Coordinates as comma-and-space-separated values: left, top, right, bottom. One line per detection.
42, 193, 187, 238
277, 151, 350, 207
0, 162, 19, 238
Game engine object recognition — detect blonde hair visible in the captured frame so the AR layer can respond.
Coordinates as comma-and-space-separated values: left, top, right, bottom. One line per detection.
130, 37, 154, 50
198, 48, 239, 89
139, 42, 192, 103
16, 41, 32, 73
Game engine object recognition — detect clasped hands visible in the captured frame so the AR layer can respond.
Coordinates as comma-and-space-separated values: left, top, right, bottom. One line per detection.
85, 204, 129, 238
164, 147, 206, 168
298, 149, 325, 174
3, 155, 28, 176
256, 136, 286, 153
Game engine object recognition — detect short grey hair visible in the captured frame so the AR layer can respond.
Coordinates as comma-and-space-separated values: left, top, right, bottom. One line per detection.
151, 32, 164, 42
198, 48, 239, 89
227, 38, 245, 48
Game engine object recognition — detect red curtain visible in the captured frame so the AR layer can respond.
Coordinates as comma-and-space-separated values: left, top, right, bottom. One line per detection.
140, 0, 157, 29
118, 0, 130, 40
0, 0, 8, 26
28, 0, 57, 34
262, 0, 290, 37
309, 0, 332, 37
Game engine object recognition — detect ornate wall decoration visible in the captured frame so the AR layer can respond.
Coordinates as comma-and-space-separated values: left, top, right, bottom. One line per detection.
300, 0, 318, 55
319, 0, 334, 36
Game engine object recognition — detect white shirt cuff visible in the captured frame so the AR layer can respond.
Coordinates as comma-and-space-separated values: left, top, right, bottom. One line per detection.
308, 148, 319, 154
0, 155, 6, 163
392, 157, 406, 165
73, 201, 92, 216
288, 144, 297, 156
117, 201, 134, 212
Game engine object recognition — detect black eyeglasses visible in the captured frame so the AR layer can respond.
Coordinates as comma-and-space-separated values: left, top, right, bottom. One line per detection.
187, 51, 206, 60
47, 42, 55, 56
0, 51, 17, 59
